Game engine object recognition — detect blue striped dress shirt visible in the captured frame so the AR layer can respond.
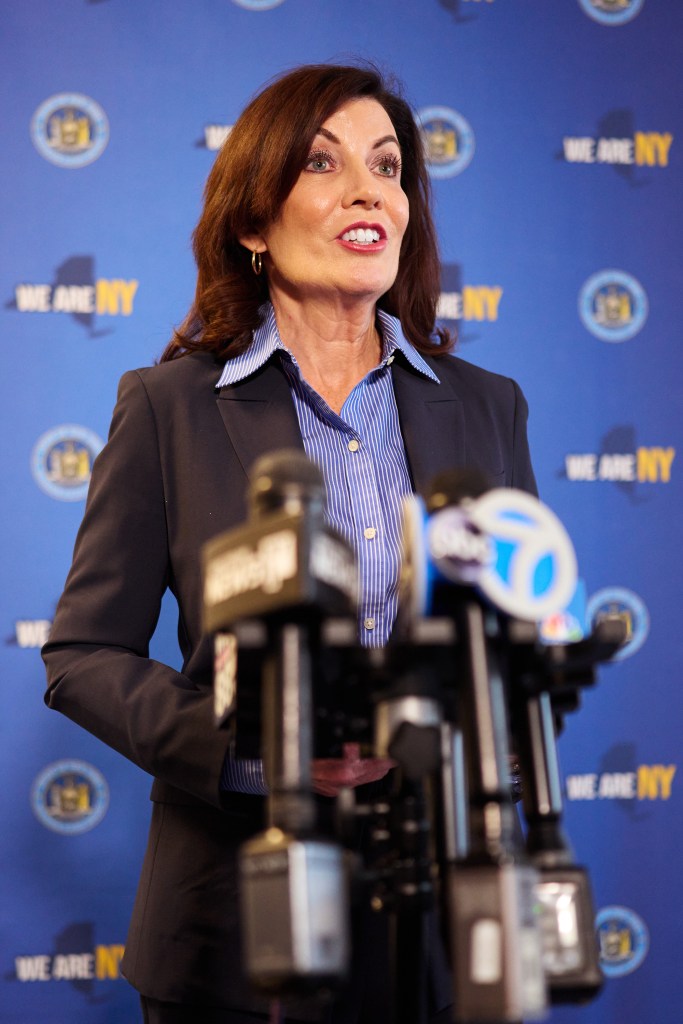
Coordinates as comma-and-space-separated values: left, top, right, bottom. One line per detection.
217, 303, 440, 794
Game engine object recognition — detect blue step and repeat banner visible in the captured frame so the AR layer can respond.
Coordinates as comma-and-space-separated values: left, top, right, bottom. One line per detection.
2, 1, 681, 1022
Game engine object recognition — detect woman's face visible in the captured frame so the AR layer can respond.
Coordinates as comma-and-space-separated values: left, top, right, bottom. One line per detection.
243, 98, 409, 310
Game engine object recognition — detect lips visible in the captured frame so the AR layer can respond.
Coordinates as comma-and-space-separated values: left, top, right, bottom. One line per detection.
341, 227, 381, 243
337, 222, 387, 249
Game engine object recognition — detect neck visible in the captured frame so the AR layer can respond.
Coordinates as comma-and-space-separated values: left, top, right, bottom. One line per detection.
270, 292, 383, 413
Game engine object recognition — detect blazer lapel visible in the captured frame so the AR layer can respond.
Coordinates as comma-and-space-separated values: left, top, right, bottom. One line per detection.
215, 359, 304, 480
391, 355, 465, 499
215, 351, 466, 498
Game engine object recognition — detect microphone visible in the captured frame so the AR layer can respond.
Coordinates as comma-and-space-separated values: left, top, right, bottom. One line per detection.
468, 488, 578, 622
399, 471, 578, 625
412, 474, 614, 1009
204, 449, 359, 733
396, 469, 492, 631
202, 450, 354, 996
423, 474, 605, 1004
396, 471, 548, 1023
203, 449, 358, 635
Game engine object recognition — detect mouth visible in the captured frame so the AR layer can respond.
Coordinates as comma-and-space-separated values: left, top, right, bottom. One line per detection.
337, 222, 387, 251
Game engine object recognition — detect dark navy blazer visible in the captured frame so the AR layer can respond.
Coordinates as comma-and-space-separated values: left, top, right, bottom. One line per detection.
43, 346, 536, 1013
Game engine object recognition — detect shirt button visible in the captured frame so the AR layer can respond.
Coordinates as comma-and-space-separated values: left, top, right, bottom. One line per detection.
386, 355, 395, 365
364, 527, 377, 540
347, 439, 360, 452
364, 617, 375, 631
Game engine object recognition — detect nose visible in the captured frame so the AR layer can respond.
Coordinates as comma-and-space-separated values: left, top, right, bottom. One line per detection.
341, 162, 383, 210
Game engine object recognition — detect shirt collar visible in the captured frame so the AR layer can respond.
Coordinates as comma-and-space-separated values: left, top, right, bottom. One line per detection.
215, 302, 440, 388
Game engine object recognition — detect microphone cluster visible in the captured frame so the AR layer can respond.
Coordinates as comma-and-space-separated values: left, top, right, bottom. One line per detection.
201, 451, 627, 1024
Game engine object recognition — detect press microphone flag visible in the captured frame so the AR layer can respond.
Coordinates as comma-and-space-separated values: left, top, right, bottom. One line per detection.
470, 489, 578, 621
400, 482, 578, 623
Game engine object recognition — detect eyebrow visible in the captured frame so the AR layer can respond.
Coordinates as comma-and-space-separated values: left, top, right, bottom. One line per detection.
317, 127, 400, 150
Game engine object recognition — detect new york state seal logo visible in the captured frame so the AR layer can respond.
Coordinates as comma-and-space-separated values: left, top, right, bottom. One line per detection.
31, 424, 104, 501
578, 0, 644, 26
596, 906, 649, 977
579, 270, 648, 342
31, 760, 109, 835
417, 106, 475, 179
31, 93, 109, 168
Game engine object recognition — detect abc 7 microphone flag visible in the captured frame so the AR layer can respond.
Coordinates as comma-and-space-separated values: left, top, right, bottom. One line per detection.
403, 488, 578, 623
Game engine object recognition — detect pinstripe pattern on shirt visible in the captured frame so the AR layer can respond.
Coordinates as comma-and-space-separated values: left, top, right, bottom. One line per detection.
219, 304, 440, 794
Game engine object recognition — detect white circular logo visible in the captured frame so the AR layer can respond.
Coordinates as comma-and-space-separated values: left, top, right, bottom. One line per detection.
31, 93, 109, 168
579, 269, 648, 342
31, 759, 109, 834
586, 587, 649, 660
578, 0, 644, 26
470, 490, 578, 620
596, 905, 649, 976
31, 424, 104, 501
416, 106, 475, 179
231, 0, 285, 8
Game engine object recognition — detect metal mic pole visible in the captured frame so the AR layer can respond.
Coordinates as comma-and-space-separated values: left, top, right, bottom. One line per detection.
387, 772, 432, 1024
373, 622, 453, 1024
435, 722, 469, 864
517, 687, 603, 1002
445, 600, 547, 1024
507, 613, 630, 1003
262, 619, 315, 833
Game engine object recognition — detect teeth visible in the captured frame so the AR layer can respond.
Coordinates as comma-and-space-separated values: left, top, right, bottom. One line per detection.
342, 228, 381, 244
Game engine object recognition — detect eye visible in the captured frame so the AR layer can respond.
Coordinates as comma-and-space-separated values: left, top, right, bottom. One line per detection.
375, 152, 402, 177
305, 148, 335, 172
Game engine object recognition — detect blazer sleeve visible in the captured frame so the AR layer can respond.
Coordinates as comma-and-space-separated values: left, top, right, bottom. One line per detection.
42, 370, 230, 808
509, 378, 538, 496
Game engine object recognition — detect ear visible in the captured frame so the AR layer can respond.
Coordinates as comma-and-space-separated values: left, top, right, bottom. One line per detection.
238, 233, 267, 254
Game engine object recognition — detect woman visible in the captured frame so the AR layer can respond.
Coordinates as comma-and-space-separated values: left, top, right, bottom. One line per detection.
43, 64, 536, 1023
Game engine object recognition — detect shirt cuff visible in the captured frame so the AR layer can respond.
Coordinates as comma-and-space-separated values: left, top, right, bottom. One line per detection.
220, 755, 268, 796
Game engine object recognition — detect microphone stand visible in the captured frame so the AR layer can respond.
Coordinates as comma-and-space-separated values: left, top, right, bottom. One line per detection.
387, 772, 432, 1024
372, 621, 451, 1024
203, 456, 628, 1020
444, 600, 547, 1024
517, 685, 603, 1002
202, 450, 359, 999
507, 614, 629, 1003
262, 618, 316, 834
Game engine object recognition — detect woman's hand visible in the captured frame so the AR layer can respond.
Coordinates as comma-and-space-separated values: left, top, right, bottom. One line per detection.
311, 742, 396, 797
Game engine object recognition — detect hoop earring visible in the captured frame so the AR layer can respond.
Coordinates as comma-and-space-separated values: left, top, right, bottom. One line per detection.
251, 250, 263, 276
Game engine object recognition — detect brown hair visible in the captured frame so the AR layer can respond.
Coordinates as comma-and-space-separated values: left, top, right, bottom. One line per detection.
160, 63, 452, 362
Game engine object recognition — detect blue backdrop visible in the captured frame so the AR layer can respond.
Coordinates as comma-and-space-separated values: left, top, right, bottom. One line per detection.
2, 1, 681, 1022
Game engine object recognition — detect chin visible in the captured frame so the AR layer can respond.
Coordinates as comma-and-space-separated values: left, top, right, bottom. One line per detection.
340, 273, 396, 301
